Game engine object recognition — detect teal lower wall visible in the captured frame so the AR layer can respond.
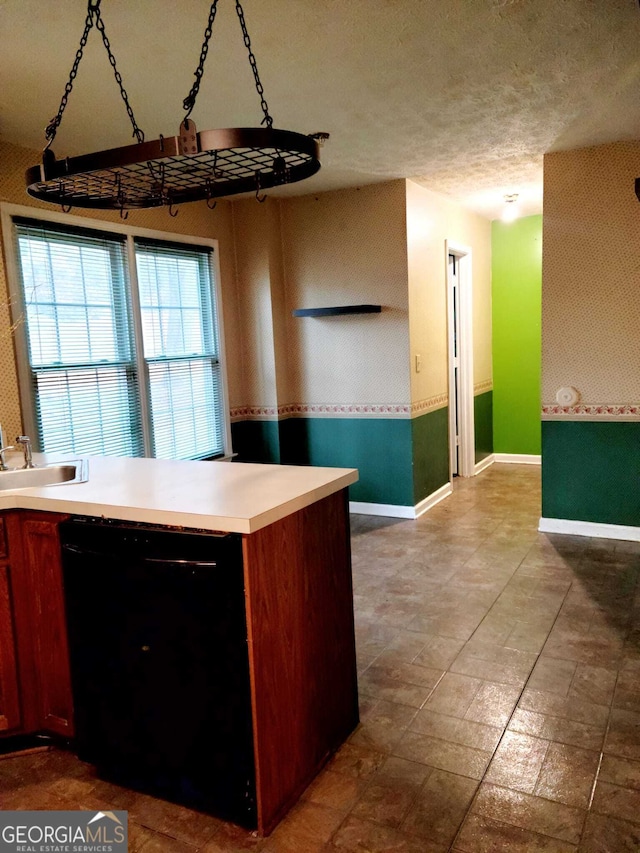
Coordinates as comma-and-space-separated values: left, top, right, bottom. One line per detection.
412, 406, 450, 504
474, 391, 493, 463
542, 421, 640, 527
233, 416, 415, 506
230, 420, 281, 463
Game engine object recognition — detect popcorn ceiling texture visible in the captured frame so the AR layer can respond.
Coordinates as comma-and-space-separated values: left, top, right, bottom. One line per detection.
2, 1, 639, 221
542, 141, 640, 410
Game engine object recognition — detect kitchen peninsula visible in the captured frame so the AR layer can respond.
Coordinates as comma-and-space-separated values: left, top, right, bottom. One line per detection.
0, 457, 359, 835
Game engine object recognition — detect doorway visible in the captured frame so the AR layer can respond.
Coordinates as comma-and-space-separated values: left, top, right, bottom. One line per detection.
446, 242, 475, 478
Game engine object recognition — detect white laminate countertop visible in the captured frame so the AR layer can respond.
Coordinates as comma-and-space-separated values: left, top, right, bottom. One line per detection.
0, 454, 358, 534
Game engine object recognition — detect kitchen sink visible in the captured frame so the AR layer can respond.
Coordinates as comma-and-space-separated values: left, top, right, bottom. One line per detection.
0, 460, 88, 491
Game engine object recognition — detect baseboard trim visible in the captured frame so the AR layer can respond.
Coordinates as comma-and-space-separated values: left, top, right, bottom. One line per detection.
349, 501, 416, 519
494, 453, 541, 465
474, 454, 495, 475
414, 482, 453, 518
539, 516, 640, 542
349, 482, 453, 520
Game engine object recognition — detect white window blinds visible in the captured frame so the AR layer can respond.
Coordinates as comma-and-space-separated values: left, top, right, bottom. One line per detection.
12, 217, 227, 460
135, 239, 225, 460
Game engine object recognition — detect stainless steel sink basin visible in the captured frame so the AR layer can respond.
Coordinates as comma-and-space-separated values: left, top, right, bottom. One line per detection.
0, 460, 88, 491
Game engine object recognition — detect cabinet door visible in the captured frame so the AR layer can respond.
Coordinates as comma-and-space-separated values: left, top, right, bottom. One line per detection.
20, 515, 74, 737
0, 524, 21, 732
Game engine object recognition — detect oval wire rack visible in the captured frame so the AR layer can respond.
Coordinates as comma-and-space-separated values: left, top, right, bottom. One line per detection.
26, 127, 321, 210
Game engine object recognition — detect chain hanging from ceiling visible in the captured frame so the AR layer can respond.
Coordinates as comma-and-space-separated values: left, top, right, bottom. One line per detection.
26, 0, 328, 214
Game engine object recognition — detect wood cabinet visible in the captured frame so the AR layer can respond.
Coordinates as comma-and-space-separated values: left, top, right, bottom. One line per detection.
0, 490, 357, 835
1, 510, 74, 738
0, 515, 21, 733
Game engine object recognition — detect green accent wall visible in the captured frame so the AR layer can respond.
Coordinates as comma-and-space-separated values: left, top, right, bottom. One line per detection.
492, 216, 542, 455
233, 416, 415, 506
474, 391, 493, 463
231, 420, 281, 463
233, 409, 454, 507
542, 421, 640, 526
412, 406, 450, 504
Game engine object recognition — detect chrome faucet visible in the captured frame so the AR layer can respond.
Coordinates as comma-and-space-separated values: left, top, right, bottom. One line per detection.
0, 445, 15, 471
16, 435, 34, 469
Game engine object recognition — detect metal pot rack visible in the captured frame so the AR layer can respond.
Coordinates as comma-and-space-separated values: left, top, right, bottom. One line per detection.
25, 0, 327, 214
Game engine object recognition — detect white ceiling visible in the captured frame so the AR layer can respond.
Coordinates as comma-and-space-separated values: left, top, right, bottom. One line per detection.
2, 0, 640, 220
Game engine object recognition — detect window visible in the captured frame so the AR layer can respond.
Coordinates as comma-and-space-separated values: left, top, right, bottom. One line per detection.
6, 212, 228, 460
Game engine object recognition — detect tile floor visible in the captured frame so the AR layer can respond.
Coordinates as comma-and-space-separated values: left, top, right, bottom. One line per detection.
2, 463, 640, 851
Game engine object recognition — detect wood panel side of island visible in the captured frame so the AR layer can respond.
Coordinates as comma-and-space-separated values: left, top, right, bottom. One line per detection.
242, 488, 359, 835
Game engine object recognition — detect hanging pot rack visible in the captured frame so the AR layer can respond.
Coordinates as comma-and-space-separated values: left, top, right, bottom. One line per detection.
25, 0, 327, 213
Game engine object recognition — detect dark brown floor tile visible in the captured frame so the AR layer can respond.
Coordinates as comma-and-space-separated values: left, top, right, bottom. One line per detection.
401, 768, 478, 844
527, 657, 577, 697
599, 754, 640, 790
326, 742, 386, 780
591, 780, 640, 826
604, 709, 640, 761
464, 681, 521, 727
201, 821, 264, 852
330, 815, 433, 852
423, 672, 481, 717
508, 708, 606, 751
382, 631, 431, 663
578, 811, 640, 853
302, 769, 368, 813
568, 663, 617, 707
261, 800, 344, 853
613, 669, 640, 713
450, 642, 535, 686
358, 665, 439, 708
519, 688, 610, 729
505, 621, 551, 653
350, 699, 417, 752
367, 657, 445, 688
454, 812, 578, 852
350, 757, 431, 828
485, 731, 549, 793
137, 831, 198, 853
410, 708, 503, 751
472, 782, 585, 845
413, 635, 466, 669
393, 731, 492, 780
534, 742, 600, 808
128, 794, 221, 847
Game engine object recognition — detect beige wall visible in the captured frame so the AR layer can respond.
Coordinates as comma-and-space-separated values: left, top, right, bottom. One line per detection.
0, 139, 243, 442
405, 180, 492, 408
280, 181, 411, 408
542, 141, 640, 407
1, 140, 494, 448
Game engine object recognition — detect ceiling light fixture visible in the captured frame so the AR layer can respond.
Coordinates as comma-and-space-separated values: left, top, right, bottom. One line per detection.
25, 0, 327, 215
502, 193, 519, 222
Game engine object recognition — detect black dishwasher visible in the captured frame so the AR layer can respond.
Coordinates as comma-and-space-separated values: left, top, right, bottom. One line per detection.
60, 518, 257, 828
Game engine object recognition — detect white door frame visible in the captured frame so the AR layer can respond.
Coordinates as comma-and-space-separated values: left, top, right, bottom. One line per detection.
446, 241, 475, 478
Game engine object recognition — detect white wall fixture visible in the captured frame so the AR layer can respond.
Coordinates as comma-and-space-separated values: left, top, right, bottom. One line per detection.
555, 386, 581, 405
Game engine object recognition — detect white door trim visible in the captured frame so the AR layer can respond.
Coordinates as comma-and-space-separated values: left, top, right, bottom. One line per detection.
446, 241, 475, 478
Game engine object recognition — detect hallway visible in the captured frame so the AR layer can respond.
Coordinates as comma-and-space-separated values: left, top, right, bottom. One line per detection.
1, 463, 639, 851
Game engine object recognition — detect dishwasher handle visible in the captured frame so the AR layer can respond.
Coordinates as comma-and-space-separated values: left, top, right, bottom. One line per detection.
62, 542, 218, 568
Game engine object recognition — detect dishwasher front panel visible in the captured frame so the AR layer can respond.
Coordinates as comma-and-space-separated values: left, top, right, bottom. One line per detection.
60, 520, 256, 828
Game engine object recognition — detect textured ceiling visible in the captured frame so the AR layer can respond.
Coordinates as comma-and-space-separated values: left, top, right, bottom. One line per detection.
1, 0, 640, 219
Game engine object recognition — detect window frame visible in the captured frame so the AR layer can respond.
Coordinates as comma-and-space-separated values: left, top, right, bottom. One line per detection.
1, 202, 232, 460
